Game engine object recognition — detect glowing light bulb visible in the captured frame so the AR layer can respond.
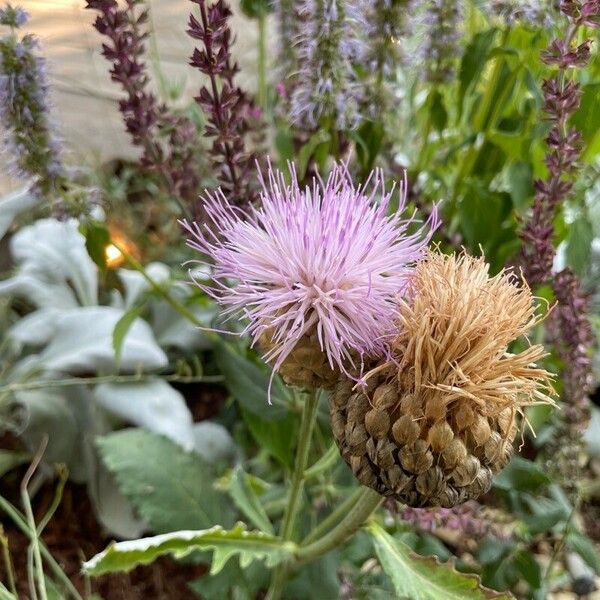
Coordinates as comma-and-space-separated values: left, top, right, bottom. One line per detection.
105, 243, 124, 268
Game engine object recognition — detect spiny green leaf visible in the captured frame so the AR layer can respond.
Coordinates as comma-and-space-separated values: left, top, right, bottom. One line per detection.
367, 521, 513, 600
83, 522, 296, 576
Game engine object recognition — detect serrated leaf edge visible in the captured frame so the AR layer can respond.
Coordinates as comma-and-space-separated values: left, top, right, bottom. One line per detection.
367, 521, 514, 600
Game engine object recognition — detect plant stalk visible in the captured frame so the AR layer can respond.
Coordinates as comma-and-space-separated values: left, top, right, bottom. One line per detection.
0, 497, 83, 600
266, 388, 320, 599
296, 487, 382, 563
301, 486, 364, 546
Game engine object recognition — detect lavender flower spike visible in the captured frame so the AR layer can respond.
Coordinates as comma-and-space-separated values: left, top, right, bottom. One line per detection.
182, 161, 438, 391
290, 0, 362, 131
422, 0, 463, 84
0, 4, 66, 200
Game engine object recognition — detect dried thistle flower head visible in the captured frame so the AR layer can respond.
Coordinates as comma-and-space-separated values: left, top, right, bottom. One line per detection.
331, 251, 556, 508
181, 161, 437, 393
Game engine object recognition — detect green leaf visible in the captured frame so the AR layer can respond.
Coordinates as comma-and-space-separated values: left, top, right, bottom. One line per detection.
242, 407, 296, 467
458, 29, 498, 114
352, 121, 384, 175
508, 161, 533, 212
112, 303, 144, 369
513, 549, 541, 589
572, 84, 600, 146
228, 466, 274, 534
429, 90, 448, 133
239, 0, 270, 18
367, 521, 513, 599
275, 128, 295, 166
459, 184, 509, 250
82, 522, 296, 577
565, 216, 594, 276
81, 220, 110, 271
566, 531, 600, 575
97, 429, 233, 533
493, 457, 550, 493
214, 341, 289, 421
0, 583, 18, 600
190, 559, 268, 600
298, 130, 331, 180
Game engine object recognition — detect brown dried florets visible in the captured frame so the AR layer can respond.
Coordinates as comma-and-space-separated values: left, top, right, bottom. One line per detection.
331, 251, 556, 508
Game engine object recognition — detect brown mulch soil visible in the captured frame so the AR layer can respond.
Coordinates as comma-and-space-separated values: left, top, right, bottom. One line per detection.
0, 383, 228, 599
0, 480, 205, 599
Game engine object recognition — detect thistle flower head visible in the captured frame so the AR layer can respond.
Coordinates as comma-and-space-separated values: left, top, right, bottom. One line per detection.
393, 251, 555, 413
330, 251, 555, 507
182, 162, 438, 389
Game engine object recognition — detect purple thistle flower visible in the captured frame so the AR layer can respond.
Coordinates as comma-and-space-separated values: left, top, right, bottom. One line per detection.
181, 161, 438, 386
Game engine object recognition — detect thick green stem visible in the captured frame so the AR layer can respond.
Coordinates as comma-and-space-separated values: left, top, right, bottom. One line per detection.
296, 487, 382, 563
266, 389, 320, 599
280, 389, 320, 540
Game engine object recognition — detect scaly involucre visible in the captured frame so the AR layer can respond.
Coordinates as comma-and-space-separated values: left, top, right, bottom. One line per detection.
394, 251, 555, 416
182, 162, 438, 378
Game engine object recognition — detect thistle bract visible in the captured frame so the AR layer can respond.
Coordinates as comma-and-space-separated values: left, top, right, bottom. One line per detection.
331, 251, 556, 507
181, 162, 437, 391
